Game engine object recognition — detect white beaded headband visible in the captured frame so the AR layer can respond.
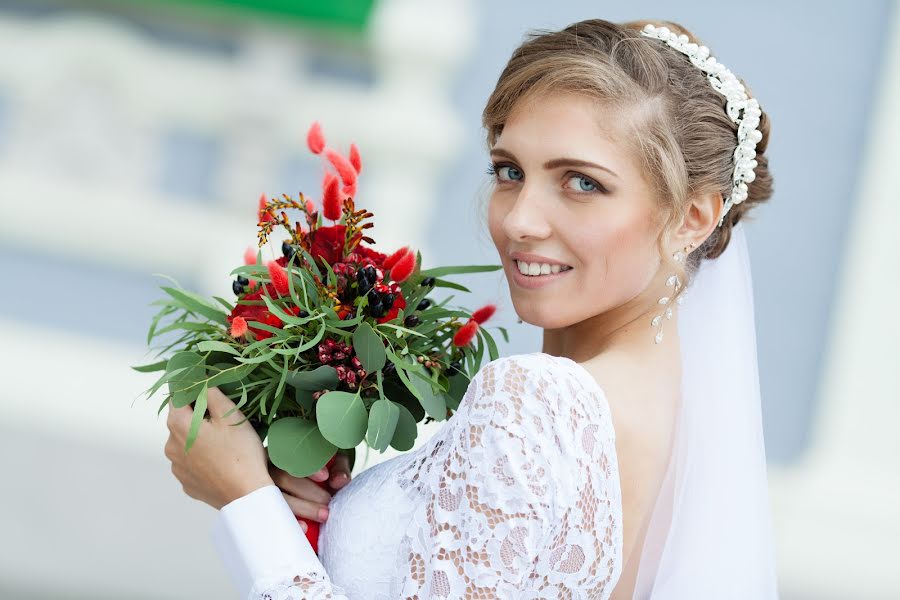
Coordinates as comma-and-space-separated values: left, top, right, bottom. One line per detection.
640, 23, 762, 227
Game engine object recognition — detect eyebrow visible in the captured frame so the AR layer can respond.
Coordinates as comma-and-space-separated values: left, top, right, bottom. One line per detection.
489, 147, 620, 179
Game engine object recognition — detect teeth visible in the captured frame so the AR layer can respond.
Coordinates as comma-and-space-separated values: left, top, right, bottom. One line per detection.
515, 260, 571, 276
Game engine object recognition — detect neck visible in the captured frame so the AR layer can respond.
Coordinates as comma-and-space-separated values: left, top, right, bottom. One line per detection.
541, 281, 682, 368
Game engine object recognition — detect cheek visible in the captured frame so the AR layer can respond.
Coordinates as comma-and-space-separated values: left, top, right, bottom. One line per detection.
487, 193, 507, 248
572, 214, 658, 299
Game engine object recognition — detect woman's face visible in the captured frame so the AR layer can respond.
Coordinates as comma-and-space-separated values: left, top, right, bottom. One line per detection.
487, 92, 664, 330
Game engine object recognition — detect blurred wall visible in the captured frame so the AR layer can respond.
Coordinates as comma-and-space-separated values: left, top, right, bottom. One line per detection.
0, 1, 895, 599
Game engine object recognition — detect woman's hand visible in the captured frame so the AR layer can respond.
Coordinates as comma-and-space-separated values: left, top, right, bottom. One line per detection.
164, 386, 274, 510
269, 453, 353, 530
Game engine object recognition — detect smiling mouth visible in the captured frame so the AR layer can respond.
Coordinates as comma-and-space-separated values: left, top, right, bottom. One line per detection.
514, 259, 574, 277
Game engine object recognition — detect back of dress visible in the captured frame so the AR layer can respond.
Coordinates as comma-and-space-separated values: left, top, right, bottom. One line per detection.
212, 352, 624, 599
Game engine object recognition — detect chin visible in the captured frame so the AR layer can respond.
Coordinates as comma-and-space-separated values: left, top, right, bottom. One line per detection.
509, 298, 574, 330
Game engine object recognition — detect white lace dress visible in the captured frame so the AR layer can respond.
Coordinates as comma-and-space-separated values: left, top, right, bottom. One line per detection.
211, 352, 624, 599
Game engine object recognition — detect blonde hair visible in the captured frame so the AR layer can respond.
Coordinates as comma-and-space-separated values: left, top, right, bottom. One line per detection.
482, 18, 773, 289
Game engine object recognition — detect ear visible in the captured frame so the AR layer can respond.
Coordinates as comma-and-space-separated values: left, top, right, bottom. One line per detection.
673, 190, 723, 249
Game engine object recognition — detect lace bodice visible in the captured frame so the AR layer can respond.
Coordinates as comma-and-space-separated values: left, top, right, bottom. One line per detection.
211, 352, 624, 599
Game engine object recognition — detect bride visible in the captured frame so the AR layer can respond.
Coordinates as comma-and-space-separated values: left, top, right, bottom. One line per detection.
164, 18, 779, 599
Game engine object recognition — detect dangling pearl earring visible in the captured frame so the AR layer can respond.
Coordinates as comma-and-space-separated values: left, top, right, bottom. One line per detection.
653, 242, 695, 344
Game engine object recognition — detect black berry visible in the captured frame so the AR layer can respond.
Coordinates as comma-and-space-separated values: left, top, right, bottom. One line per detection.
421, 276, 436, 287
232, 279, 244, 295
383, 293, 395, 309
417, 298, 432, 311
404, 314, 420, 328
236, 275, 249, 286
282, 241, 295, 259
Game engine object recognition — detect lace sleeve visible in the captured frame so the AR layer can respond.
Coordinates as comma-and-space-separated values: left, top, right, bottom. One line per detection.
394, 353, 623, 599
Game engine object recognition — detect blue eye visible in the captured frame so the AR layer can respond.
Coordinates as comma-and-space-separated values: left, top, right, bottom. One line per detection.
565, 173, 605, 194
487, 162, 523, 182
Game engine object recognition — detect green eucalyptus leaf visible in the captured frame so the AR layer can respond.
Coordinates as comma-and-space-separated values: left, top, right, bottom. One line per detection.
206, 362, 256, 387
285, 365, 339, 391
132, 360, 168, 373
408, 368, 447, 421
184, 383, 208, 453
267, 417, 337, 478
196, 341, 240, 355
166, 351, 206, 408
389, 403, 417, 451
160, 286, 227, 325
315, 391, 368, 449
432, 278, 470, 292
417, 264, 502, 278
352, 322, 386, 372
366, 398, 400, 452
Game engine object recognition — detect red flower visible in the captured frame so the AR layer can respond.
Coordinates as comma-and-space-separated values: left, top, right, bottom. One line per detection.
390, 249, 416, 283
305, 198, 316, 214
258, 193, 274, 222
267, 260, 290, 296
307, 122, 325, 154
342, 181, 357, 199
309, 224, 356, 265
325, 148, 357, 188
452, 319, 479, 347
244, 246, 257, 266
348, 143, 362, 174
230, 316, 248, 338
322, 172, 342, 221
471, 304, 496, 324
354, 244, 387, 266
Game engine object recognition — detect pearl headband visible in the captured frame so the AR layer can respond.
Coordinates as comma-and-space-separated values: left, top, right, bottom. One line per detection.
640, 23, 763, 227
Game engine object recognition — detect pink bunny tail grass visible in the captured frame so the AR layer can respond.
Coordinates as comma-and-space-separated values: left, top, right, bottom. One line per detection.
258, 193, 274, 222
471, 304, 496, 325
267, 260, 290, 296
452, 320, 479, 347
322, 172, 342, 221
325, 148, 357, 188
348, 143, 362, 174
389, 249, 416, 283
307, 121, 325, 154
384, 246, 411, 270
230, 316, 248, 338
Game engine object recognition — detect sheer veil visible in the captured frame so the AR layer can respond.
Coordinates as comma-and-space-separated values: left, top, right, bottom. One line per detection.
632, 222, 780, 598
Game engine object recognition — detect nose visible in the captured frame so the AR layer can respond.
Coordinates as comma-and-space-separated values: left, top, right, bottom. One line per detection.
501, 181, 552, 242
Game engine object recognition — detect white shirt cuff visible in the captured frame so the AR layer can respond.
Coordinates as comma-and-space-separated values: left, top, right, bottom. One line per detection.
210, 484, 321, 599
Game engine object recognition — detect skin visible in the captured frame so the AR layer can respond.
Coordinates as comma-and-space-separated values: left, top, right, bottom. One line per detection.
165, 91, 722, 596
486, 91, 722, 598
165, 387, 351, 531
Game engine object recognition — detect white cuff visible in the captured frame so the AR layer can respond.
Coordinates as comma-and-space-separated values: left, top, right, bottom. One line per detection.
210, 484, 321, 599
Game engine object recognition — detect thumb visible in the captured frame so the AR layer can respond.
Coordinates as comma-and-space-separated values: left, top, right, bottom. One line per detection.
206, 386, 240, 421
329, 452, 352, 489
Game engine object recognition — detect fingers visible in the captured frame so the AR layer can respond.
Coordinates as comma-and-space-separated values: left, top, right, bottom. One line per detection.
205, 386, 238, 421
166, 399, 193, 436
329, 453, 352, 489
309, 466, 329, 483
281, 490, 331, 523
270, 467, 333, 505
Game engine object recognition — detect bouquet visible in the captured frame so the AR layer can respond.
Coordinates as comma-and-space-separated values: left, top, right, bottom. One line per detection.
133, 121, 504, 552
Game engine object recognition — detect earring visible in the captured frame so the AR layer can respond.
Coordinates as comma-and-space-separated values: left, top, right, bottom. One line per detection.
652, 242, 694, 343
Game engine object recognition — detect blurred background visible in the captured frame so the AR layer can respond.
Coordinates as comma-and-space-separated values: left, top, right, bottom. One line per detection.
0, 0, 897, 598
